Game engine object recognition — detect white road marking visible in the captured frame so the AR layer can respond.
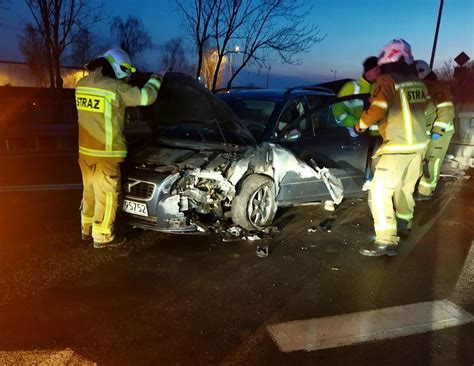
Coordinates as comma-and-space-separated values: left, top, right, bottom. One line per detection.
267, 299, 474, 352
0, 348, 96, 365
0, 183, 82, 192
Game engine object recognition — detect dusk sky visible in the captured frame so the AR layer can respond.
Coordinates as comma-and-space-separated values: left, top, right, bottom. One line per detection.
0, 0, 473, 87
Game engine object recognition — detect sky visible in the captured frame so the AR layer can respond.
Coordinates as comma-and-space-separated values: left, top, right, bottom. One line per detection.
0, 0, 473, 87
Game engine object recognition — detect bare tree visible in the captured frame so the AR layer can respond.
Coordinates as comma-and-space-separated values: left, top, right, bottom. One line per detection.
176, 0, 325, 92
436, 59, 455, 82
175, 0, 218, 80
159, 37, 193, 73
23, 0, 103, 88
0, 0, 8, 21
19, 23, 50, 86
110, 15, 152, 62
70, 27, 99, 68
436, 58, 474, 80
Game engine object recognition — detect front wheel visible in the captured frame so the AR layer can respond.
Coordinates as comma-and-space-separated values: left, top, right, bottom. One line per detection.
231, 175, 277, 231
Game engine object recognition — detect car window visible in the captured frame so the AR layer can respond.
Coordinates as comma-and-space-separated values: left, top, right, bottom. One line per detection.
158, 124, 248, 145
220, 98, 276, 141
276, 99, 306, 133
311, 97, 367, 130
222, 99, 276, 125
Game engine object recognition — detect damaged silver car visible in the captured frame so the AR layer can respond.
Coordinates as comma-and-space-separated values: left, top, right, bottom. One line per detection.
122, 73, 370, 232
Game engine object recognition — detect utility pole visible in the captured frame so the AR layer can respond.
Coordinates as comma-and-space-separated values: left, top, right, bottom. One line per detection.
430, 0, 444, 69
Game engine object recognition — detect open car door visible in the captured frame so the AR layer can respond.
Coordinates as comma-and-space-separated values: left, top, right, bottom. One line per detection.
277, 94, 371, 204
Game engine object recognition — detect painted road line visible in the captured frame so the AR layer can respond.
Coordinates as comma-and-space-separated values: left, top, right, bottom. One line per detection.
0, 183, 82, 192
0, 348, 95, 365
267, 299, 474, 352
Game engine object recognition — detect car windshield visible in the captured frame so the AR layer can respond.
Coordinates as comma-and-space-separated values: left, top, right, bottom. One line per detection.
156, 121, 251, 146
220, 98, 277, 141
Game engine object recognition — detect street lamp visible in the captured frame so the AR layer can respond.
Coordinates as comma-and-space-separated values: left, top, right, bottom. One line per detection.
330, 69, 337, 80
229, 46, 240, 86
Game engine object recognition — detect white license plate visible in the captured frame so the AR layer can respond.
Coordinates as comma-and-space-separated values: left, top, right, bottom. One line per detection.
123, 199, 148, 217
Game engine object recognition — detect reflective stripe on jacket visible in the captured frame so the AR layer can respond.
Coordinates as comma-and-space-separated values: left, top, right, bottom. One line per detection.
332, 76, 372, 128
76, 68, 160, 159
356, 73, 429, 155
424, 79, 455, 136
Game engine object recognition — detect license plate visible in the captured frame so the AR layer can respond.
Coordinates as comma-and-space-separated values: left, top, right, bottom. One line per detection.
122, 199, 148, 217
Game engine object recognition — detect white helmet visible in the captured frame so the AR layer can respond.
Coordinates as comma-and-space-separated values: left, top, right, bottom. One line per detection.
378, 39, 414, 66
415, 59, 431, 79
102, 48, 136, 79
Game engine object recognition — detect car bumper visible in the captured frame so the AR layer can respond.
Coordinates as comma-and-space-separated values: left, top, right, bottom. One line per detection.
121, 169, 198, 233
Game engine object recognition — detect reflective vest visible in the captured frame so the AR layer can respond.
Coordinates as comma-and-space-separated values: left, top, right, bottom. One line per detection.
75, 68, 161, 160
424, 79, 455, 136
332, 76, 372, 127
357, 73, 429, 155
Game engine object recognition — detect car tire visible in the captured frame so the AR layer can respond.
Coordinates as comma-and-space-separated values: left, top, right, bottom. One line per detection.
231, 174, 277, 231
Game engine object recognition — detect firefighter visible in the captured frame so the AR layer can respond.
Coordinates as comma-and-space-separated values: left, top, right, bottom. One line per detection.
414, 59, 455, 200
354, 39, 430, 257
76, 49, 162, 248
331, 57, 381, 190
332, 56, 380, 131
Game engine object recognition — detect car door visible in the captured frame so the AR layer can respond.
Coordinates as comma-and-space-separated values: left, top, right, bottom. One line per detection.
277, 94, 371, 202
274, 97, 334, 205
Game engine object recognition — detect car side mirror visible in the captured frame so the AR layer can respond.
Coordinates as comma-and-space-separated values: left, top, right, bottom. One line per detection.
284, 129, 301, 142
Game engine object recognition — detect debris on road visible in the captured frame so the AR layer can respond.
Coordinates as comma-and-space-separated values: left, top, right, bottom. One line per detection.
324, 200, 335, 211
227, 226, 242, 237
256, 246, 269, 257
319, 217, 335, 232
307, 227, 318, 233
245, 234, 261, 241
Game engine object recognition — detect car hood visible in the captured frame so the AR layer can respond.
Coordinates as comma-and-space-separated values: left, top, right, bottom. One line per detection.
139, 72, 256, 145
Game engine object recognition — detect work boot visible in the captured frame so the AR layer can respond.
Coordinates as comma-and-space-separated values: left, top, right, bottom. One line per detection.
359, 242, 398, 257
93, 235, 126, 249
81, 233, 93, 242
396, 218, 412, 237
414, 192, 432, 201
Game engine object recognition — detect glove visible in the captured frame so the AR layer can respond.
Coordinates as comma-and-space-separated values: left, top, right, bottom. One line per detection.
348, 127, 359, 138
431, 133, 441, 140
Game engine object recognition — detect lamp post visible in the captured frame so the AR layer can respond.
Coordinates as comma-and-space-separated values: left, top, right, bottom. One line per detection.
430, 0, 444, 68
330, 69, 337, 80
229, 46, 240, 85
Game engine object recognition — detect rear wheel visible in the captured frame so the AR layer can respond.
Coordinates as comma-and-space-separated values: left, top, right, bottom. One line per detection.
231, 175, 277, 231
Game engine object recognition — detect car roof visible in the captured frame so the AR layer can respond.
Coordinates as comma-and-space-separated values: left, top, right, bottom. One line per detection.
217, 87, 334, 102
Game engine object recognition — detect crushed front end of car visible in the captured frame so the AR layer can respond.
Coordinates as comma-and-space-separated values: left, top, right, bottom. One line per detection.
122, 72, 342, 233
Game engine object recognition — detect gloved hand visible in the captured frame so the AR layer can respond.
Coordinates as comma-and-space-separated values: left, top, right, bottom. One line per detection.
348, 127, 359, 138
431, 133, 441, 140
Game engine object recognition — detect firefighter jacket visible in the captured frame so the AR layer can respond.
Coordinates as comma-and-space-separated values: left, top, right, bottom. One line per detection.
332, 76, 372, 127
76, 68, 161, 160
355, 73, 429, 155
424, 79, 455, 136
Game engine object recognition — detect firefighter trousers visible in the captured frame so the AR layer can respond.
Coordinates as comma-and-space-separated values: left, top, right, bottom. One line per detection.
418, 132, 454, 196
368, 153, 423, 245
78, 156, 121, 243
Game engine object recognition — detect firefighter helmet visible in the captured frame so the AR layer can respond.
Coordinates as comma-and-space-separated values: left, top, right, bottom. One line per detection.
102, 49, 136, 80
378, 39, 414, 66
415, 59, 431, 79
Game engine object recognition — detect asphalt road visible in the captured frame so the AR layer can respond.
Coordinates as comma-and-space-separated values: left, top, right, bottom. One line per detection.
0, 158, 472, 365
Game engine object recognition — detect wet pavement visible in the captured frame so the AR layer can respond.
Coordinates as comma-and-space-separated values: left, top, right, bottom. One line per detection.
0, 162, 472, 365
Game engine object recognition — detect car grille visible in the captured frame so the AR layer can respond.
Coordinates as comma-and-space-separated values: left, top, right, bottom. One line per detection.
124, 179, 156, 200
